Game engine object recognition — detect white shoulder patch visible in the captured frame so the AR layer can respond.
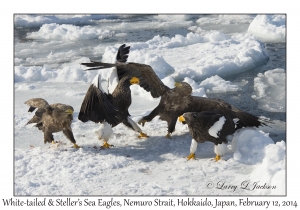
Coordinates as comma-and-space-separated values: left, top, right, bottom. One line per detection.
108, 67, 119, 94
233, 118, 239, 128
208, 116, 226, 138
92, 74, 106, 93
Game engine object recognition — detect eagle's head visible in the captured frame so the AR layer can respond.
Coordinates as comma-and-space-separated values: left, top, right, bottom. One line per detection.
182, 112, 199, 125
174, 82, 193, 95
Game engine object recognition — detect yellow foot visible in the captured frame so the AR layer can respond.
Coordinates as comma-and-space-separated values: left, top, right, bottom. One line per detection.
101, 142, 114, 149
178, 115, 186, 123
73, 143, 81, 149
138, 119, 147, 126
165, 132, 171, 139
187, 153, 195, 160
51, 140, 59, 147
214, 154, 221, 161
138, 132, 149, 138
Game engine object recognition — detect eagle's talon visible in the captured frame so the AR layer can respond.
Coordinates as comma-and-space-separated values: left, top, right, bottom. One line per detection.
214, 154, 221, 161
187, 153, 195, 160
138, 119, 147, 126
51, 141, 60, 147
138, 132, 149, 138
165, 132, 171, 139
73, 143, 81, 149
101, 142, 114, 149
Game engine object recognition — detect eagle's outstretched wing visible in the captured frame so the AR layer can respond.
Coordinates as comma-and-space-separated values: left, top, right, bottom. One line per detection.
81, 44, 170, 98
81, 61, 170, 98
24, 98, 50, 125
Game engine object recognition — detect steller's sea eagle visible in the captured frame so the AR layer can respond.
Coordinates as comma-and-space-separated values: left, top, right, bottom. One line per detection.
79, 44, 149, 148
181, 111, 237, 161
25, 98, 80, 148
138, 81, 265, 138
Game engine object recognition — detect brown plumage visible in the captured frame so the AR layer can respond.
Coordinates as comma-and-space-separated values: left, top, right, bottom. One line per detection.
81, 45, 170, 99
79, 44, 148, 145
138, 82, 193, 138
139, 82, 265, 138
25, 98, 80, 148
78, 75, 137, 127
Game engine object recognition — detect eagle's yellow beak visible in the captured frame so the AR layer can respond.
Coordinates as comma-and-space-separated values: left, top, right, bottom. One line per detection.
174, 82, 182, 87
178, 115, 185, 122
130, 77, 139, 85
65, 109, 74, 115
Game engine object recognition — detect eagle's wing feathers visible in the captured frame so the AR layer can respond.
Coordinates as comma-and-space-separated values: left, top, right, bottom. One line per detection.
24, 98, 50, 125
82, 62, 170, 98
81, 44, 169, 98
24, 98, 49, 112
78, 84, 121, 126
116, 44, 130, 63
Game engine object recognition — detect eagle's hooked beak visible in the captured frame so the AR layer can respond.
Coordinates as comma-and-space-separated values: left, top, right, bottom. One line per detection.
130, 77, 139, 85
174, 82, 182, 87
65, 109, 74, 115
178, 115, 186, 123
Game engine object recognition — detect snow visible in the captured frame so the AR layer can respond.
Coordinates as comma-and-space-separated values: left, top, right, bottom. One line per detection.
248, 15, 286, 43
27, 23, 115, 41
252, 68, 286, 112
14, 83, 286, 196
15, 31, 269, 83
199, 75, 241, 93
12, 14, 287, 197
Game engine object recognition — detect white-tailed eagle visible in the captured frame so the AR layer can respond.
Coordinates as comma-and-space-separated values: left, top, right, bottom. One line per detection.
25, 98, 80, 148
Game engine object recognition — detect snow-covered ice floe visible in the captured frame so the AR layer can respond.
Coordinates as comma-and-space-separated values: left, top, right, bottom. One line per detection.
252, 68, 286, 112
248, 15, 286, 43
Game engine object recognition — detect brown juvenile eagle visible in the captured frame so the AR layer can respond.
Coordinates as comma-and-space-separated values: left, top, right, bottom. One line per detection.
138, 81, 265, 138
25, 98, 80, 148
79, 44, 151, 148
181, 111, 236, 161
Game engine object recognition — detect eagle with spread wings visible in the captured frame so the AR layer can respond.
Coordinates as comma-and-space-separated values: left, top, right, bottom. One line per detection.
79, 44, 153, 148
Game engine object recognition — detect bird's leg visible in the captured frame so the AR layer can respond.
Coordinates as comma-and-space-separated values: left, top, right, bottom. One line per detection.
138, 107, 160, 126
138, 132, 149, 138
101, 141, 114, 149
123, 117, 149, 139
187, 139, 198, 160
166, 116, 177, 139
165, 132, 171, 139
73, 143, 81, 149
187, 153, 195, 160
214, 154, 221, 161
51, 140, 59, 147
62, 129, 79, 148
138, 119, 148, 126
